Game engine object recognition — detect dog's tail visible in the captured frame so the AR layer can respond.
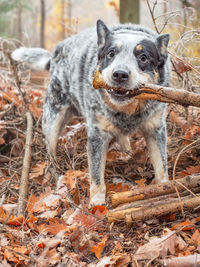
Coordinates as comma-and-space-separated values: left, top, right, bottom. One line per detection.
11, 47, 51, 71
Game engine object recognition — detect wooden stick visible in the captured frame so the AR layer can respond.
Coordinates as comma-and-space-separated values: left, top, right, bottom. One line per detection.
111, 187, 200, 211
108, 188, 200, 223
125, 194, 200, 224
93, 70, 200, 107
110, 175, 200, 207
17, 111, 33, 216
108, 194, 200, 223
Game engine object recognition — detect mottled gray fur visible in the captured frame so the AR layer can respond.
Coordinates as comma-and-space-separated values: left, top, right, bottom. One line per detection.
12, 20, 170, 207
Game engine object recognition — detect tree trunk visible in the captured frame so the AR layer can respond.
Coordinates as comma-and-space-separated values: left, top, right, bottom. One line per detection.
67, 0, 72, 29
61, 0, 65, 40
16, 2, 22, 41
120, 0, 140, 24
40, 0, 45, 48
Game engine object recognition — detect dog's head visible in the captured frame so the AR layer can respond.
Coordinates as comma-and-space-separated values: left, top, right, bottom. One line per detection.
96, 20, 170, 104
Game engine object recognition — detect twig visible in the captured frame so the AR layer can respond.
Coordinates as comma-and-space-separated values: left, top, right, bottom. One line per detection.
172, 138, 199, 217
2, 45, 33, 216
146, 0, 159, 33
17, 111, 33, 216
172, 139, 200, 180
3, 48, 27, 109
173, 184, 184, 216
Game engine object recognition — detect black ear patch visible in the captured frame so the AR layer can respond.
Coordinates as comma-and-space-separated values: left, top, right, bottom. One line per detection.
156, 34, 170, 57
96, 20, 111, 49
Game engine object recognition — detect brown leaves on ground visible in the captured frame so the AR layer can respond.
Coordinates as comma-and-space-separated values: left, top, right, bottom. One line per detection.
134, 229, 187, 260
91, 235, 108, 259
1, 57, 200, 266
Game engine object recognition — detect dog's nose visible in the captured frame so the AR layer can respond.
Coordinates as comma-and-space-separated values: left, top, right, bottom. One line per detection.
112, 70, 130, 83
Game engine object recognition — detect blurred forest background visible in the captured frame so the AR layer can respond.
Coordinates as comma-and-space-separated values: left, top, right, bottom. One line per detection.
0, 0, 199, 52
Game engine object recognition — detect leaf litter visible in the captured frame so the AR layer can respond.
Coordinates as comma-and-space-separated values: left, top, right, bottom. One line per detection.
0, 41, 200, 266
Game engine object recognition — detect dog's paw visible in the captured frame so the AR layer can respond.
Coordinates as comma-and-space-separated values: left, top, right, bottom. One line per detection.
89, 182, 106, 208
89, 193, 106, 209
153, 174, 169, 184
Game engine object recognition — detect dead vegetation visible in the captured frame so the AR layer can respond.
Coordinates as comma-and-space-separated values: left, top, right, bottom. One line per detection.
1, 16, 200, 266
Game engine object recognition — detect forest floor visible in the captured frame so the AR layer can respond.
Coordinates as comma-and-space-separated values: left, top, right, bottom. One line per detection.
0, 56, 200, 267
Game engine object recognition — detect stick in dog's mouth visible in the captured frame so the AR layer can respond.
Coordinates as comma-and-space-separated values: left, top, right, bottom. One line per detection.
93, 70, 139, 98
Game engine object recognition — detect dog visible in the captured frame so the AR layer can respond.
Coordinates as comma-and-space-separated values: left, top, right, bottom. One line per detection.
12, 20, 170, 207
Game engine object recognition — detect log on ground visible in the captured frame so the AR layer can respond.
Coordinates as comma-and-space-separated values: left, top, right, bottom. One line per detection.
108, 194, 200, 223
110, 175, 200, 207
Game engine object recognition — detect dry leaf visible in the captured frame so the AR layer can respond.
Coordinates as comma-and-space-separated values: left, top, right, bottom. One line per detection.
0, 90, 22, 107
28, 103, 43, 118
170, 111, 187, 131
91, 205, 108, 218
171, 220, 194, 231
191, 229, 200, 245
27, 194, 38, 215
178, 166, 200, 178
91, 235, 108, 259
58, 170, 86, 204
107, 151, 131, 162
70, 209, 103, 231
7, 216, 26, 226
172, 56, 192, 74
94, 255, 121, 267
4, 246, 30, 264
37, 218, 68, 235
184, 125, 200, 140
0, 206, 10, 223
135, 178, 146, 188
115, 255, 132, 267
0, 137, 5, 144
107, 182, 131, 193
29, 162, 46, 180
134, 229, 186, 260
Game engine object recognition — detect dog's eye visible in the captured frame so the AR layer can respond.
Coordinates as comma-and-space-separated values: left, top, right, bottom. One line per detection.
107, 50, 115, 59
140, 55, 148, 63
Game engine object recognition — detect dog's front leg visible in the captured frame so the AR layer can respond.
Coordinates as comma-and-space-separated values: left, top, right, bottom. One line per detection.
87, 127, 111, 208
142, 108, 169, 183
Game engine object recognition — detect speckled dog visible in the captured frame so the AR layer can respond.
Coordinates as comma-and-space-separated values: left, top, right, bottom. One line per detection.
12, 20, 170, 207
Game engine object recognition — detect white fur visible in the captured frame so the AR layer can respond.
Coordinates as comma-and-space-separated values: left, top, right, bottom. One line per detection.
11, 47, 50, 71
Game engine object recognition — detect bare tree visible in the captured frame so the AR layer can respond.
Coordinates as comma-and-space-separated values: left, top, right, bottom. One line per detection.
16, 1, 22, 41
67, 0, 72, 29
61, 0, 65, 39
40, 0, 45, 48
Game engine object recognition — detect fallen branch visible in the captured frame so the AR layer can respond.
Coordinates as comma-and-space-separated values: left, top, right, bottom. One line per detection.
93, 70, 200, 107
17, 111, 33, 216
110, 175, 200, 207
125, 194, 200, 224
110, 187, 200, 211
108, 187, 200, 223
108, 193, 200, 223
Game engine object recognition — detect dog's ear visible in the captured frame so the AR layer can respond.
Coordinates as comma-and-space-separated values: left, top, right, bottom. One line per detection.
97, 20, 111, 49
156, 34, 170, 57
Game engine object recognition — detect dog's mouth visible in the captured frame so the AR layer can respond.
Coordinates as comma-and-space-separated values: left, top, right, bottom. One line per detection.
107, 88, 138, 100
